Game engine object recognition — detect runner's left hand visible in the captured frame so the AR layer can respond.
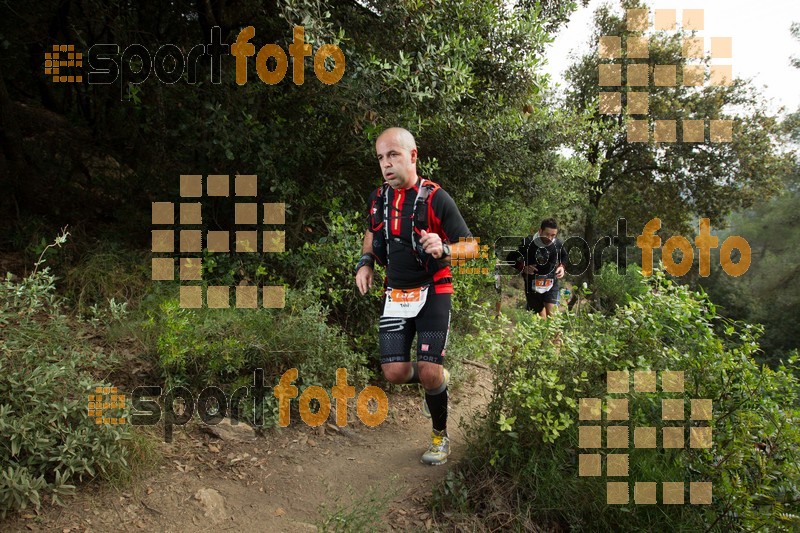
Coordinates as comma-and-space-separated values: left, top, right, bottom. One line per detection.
419, 230, 444, 259
555, 265, 565, 279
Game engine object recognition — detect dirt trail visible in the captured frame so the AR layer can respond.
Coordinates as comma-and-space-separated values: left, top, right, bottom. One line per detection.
7, 367, 492, 532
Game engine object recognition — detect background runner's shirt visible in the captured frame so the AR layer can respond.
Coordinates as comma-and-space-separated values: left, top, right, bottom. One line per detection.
506, 235, 565, 293
366, 178, 471, 291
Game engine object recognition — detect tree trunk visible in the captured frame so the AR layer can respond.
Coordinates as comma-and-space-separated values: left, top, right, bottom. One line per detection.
583, 192, 601, 287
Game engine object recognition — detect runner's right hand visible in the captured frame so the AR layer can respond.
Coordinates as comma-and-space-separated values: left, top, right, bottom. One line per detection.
356, 266, 374, 295
523, 265, 538, 275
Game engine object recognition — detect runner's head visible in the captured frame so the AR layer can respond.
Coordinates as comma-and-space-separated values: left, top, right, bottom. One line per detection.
375, 127, 418, 190
538, 218, 558, 244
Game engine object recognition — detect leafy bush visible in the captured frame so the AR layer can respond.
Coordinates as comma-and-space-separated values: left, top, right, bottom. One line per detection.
272, 206, 381, 356
451, 255, 497, 333
438, 270, 800, 531
0, 267, 131, 517
591, 262, 648, 313
145, 284, 371, 427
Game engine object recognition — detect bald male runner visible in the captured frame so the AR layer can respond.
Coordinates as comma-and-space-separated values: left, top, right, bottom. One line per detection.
355, 127, 477, 465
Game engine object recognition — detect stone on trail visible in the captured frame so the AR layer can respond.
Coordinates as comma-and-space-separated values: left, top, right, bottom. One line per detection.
200, 417, 256, 441
194, 488, 227, 523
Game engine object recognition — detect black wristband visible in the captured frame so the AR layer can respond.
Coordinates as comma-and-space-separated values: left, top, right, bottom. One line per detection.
355, 253, 375, 274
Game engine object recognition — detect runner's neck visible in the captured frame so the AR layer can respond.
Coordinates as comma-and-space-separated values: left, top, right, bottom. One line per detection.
400, 175, 421, 190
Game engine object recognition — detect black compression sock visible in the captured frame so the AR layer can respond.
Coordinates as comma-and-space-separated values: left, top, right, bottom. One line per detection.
425, 387, 448, 432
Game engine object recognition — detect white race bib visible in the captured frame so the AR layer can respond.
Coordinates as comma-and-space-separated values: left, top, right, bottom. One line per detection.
383, 285, 429, 318
533, 276, 555, 294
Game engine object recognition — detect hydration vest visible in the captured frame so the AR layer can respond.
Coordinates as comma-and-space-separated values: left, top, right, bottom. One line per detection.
368, 179, 445, 274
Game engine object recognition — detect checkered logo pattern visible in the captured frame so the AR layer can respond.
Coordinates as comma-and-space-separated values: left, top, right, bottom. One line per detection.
452, 237, 490, 275
598, 8, 734, 143
151, 174, 286, 308
44, 44, 83, 83
88, 386, 126, 425
578, 370, 713, 505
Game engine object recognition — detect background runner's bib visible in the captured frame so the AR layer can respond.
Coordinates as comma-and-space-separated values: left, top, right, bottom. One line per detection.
384, 285, 429, 317
532, 276, 555, 294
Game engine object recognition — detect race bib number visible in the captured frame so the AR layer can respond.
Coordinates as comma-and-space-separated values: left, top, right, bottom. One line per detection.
383, 285, 429, 318
533, 277, 554, 294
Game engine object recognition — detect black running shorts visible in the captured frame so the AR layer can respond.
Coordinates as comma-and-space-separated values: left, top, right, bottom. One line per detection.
378, 289, 451, 365
525, 283, 560, 313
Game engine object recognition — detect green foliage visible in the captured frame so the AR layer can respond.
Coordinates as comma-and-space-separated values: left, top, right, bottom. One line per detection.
440, 270, 800, 531
591, 262, 647, 313
0, 267, 131, 517
699, 121, 800, 363
419, 97, 587, 241
273, 206, 380, 355
64, 248, 150, 312
433, 470, 471, 515
2, 0, 582, 280
145, 285, 370, 425
563, 0, 792, 259
451, 264, 495, 330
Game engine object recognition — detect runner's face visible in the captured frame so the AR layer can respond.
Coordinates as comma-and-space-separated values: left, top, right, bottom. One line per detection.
539, 228, 558, 244
376, 134, 417, 189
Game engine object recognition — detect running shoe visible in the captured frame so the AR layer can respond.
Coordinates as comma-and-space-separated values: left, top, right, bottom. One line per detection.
421, 429, 450, 465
